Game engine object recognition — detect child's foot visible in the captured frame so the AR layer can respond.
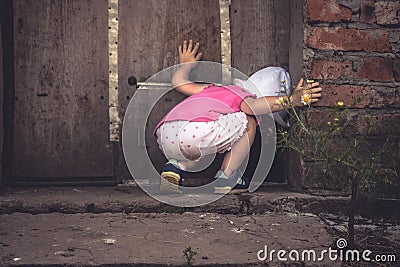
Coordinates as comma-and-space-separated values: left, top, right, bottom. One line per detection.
160, 161, 184, 193
213, 170, 250, 194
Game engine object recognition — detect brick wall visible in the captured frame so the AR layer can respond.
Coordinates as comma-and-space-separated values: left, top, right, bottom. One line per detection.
305, 0, 399, 108
296, 0, 400, 194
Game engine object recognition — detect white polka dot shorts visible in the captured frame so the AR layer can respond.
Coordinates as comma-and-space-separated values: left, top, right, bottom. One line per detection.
156, 112, 248, 162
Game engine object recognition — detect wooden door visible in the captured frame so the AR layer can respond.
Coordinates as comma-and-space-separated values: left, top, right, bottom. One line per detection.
116, 0, 223, 183
116, 0, 290, 184
9, 0, 114, 180
4, 0, 290, 183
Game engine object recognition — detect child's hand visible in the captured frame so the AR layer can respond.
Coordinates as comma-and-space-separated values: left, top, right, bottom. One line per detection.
291, 78, 323, 106
172, 40, 207, 95
178, 40, 202, 68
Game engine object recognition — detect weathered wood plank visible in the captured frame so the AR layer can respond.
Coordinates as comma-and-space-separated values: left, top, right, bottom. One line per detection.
230, 0, 291, 184
230, 0, 291, 76
287, 0, 304, 187
1, 0, 16, 181
119, 0, 221, 86
12, 0, 114, 178
117, 0, 222, 182
0, 1, 4, 183
289, 0, 305, 83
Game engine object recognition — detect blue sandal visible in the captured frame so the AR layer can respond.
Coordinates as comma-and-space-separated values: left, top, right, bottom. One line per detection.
160, 161, 184, 193
214, 170, 250, 194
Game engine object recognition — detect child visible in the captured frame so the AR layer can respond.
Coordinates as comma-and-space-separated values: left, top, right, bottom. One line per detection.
234, 66, 293, 128
155, 40, 322, 194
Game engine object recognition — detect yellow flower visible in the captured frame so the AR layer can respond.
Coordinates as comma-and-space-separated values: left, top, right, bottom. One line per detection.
327, 121, 332, 125
306, 79, 314, 84
337, 101, 344, 107
334, 117, 339, 122
276, 97, 285, 105
301, 94, 311, 105
281, 80, 286, 84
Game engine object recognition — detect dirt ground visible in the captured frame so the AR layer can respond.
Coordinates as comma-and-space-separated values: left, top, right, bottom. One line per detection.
0, 186, 398, 266
0, 212, 339, 266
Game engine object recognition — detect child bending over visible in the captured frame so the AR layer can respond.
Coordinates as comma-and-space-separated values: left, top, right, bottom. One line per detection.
155, 40, 322, 194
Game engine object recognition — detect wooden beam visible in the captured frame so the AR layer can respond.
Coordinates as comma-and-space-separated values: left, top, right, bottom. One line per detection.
289, 0, 304, 84
287, 0, 305, 190
0, 0, 14, 183
0, 0, 3, 184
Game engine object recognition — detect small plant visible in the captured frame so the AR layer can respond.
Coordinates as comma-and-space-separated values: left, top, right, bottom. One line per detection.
276, 79, 399, 247
183, 246, 197, 266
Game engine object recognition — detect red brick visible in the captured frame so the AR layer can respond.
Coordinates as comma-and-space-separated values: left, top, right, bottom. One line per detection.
307, 58, 352, 80
394, 57, 400, 82
374, 1, 400, 25
358, 113, 400, 135
315, 84, 395, 108
305, 109, 349, 131
360, 1, 376, 24
307, 0, 352, 23
307, 110, 400, 136
306, 27, 391, 53
355, 57, 393, 82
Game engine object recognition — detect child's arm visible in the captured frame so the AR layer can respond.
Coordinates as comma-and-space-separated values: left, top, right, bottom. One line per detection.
240, 78, 323, 115
172, 40, 208, 96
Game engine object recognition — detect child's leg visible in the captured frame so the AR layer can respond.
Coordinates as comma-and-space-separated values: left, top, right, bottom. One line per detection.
176, 161, 197, 171
220, 115, 257, 177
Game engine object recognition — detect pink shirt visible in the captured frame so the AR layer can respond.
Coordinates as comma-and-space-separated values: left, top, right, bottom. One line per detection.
155, 85, 256, 132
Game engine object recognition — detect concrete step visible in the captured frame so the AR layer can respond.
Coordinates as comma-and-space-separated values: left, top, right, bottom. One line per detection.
1, 185, 399, 223
0, 185, 351, 216
1, 186, 399, 266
